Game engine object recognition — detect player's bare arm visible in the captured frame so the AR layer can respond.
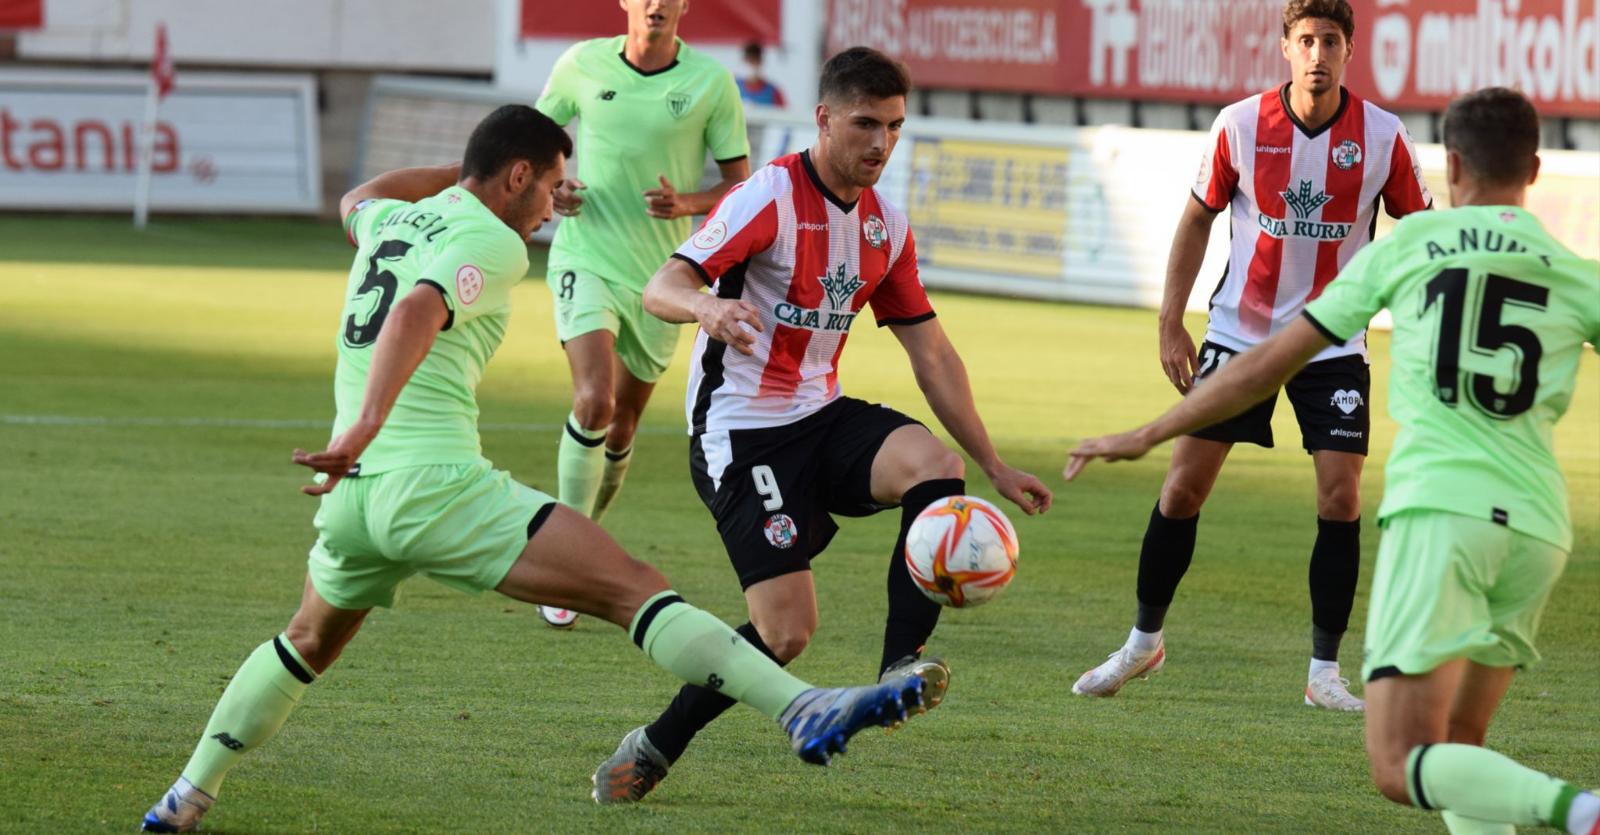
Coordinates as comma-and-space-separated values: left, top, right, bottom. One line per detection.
553, 176, 586, 217
293, 284, 450, 495
339, 163, 462, 223
890, 319, 1052, 516
644, 157, 751, 220
642, 257, 762, 355
1159, 197, 1222, 394
1065, 318, 1333, 481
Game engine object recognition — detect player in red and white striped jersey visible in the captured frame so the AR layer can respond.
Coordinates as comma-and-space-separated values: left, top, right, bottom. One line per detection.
588, 47, 1052, 804
1073, 0, 1431, 711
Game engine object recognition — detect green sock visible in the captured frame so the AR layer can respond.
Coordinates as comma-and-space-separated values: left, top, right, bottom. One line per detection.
1441, 812, 1516, 835
1409, 743, 1574, 828
629, 591, 809, 719
181, 635, 316, 797
557, 411, 606, 515
592, 446, 632, 522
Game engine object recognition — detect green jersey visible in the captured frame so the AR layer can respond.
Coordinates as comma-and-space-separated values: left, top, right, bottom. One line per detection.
536, 36, 748, 289
1305, 206, 1600, 550
334, 187, 530, 475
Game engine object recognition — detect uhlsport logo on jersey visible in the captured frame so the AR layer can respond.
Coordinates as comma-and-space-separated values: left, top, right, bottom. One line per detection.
1258, 180, 1350, 241
763, 513, 798, 549
1331, 389, 1364, 415
773, 263, 864, 332
863, 214, 887, 248
668, 93, 692, 119
1331, 140, 1363, 170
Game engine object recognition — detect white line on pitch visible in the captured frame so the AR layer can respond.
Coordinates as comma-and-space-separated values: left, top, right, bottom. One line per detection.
0, 414, 685, 435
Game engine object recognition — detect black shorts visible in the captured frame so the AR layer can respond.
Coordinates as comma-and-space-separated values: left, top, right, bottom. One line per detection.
1188, 340, 1371, 455
689, 397, 924, 589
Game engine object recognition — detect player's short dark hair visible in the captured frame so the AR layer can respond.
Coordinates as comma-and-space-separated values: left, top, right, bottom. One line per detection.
744, 41, 764, 62
461, 105, 571, 181
1442, 87, 1541, 186
819, 47, 911, 104
1282, 0, 1355, 42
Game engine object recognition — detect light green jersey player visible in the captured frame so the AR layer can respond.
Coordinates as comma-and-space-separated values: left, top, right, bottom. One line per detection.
532, 2, 753, 620
1067, 88, 1600, 835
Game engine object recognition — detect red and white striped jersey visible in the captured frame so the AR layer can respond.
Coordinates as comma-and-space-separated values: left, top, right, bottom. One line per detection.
672, 150, 934, 434
1194, 85, 1431, 362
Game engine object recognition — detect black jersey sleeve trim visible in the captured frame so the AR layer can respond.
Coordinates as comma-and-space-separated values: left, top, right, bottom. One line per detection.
525, 501, 556, 542
415, 280, 455, 332
1190, 190, 1225, 213
1301, 310, 1346, 346
713, 154, 749, 165
877, 311, 937, 328
671, 252, 714, 287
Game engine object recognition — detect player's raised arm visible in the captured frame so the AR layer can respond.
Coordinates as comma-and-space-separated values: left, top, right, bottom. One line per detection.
889, 319, 1051, 516
339, 163, 462, 230
1065, 318, 1333, 481
293, 284, 449, 495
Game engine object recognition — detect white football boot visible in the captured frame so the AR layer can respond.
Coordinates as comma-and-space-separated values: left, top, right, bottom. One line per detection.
537, 605, 579, 629
1304, 666, 1365, 711
140, 776, 213, 832
1071, 639, 1166, 697
879, 655, 950, 730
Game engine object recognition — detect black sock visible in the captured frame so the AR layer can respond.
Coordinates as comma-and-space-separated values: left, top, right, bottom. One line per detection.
1309, 516, 1361, 662
879, 478, 965, 675
1134, 502, 1200, 633
643, 621, 780, 764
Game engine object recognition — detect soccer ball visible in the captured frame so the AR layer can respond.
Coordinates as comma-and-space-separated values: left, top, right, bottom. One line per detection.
903, 495, 1019, 608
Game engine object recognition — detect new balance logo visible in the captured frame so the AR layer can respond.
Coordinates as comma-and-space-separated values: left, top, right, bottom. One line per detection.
706, 674, 725, 690
211, 732, 244, 751
598, 90, 616, 100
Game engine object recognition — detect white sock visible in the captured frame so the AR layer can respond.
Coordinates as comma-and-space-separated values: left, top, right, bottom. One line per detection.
1568, 791, 1599, 835
1128, 627, 1162, 652
1309, 658, 1340, 678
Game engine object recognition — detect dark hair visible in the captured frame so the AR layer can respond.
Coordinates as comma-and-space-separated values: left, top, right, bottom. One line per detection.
1282, 0, 1355, 42
461, 105, 571, 181
743, 41, 763, 62
818, 46, 911, 104
1442, 87, 1541, 186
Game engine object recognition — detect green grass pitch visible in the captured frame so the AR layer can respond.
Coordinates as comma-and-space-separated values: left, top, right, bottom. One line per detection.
1, 216, 1595, 833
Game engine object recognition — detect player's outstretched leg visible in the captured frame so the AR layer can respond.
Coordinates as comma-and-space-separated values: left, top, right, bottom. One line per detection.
1367, 660, 1598, 833
141, 579, 368, 832
494, 506, 924, 797
1075, 437, 1227, 698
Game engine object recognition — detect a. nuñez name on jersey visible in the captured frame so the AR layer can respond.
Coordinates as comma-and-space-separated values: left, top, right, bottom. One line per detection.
1257, 179, 1352, 241
774, 263, 865, 332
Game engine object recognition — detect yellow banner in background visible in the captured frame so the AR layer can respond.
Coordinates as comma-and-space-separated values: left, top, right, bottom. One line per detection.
1378, 168, 1599, 261
906, 138, 1069, 280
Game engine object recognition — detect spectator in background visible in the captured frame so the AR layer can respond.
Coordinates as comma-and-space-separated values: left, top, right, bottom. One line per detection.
738, 41, 786, 108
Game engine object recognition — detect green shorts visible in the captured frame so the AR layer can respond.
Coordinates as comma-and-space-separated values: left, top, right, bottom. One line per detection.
1363, 509, 1568, 681
306, 461, 557, 610
547, 266, 679, 383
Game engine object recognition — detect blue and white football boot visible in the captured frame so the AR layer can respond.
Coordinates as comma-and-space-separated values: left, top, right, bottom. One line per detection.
140, 776, 213, 832
780, 673, 925, 766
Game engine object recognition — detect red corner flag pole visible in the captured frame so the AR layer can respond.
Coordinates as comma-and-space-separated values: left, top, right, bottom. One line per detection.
134, 23, 174, 229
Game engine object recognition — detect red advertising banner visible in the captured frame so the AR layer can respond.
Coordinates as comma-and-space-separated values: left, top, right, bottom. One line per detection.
827, 0, 1600, 119
0, 0, 43, 30
522, 0, 781, 44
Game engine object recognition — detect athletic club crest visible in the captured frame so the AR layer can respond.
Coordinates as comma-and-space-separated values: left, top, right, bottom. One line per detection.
667, 93, 692, 119
862, 214, 887, 248
763, 514, 798, 549
1331, 140, 1363, 170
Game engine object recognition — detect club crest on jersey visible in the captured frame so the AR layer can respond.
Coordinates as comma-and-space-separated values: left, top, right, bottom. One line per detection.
863, 214, 887, 249
1331, 140, 1363, 170
667, 93, 692, 119
1257, 179, 1350, 241
763, 514, 798, 549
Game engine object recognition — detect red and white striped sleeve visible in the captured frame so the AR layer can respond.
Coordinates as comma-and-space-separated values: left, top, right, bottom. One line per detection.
1191, 112, 1238, 212
671, 177, 780, 286
1381, 123, 1432, 218
869, 225, 934, 327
